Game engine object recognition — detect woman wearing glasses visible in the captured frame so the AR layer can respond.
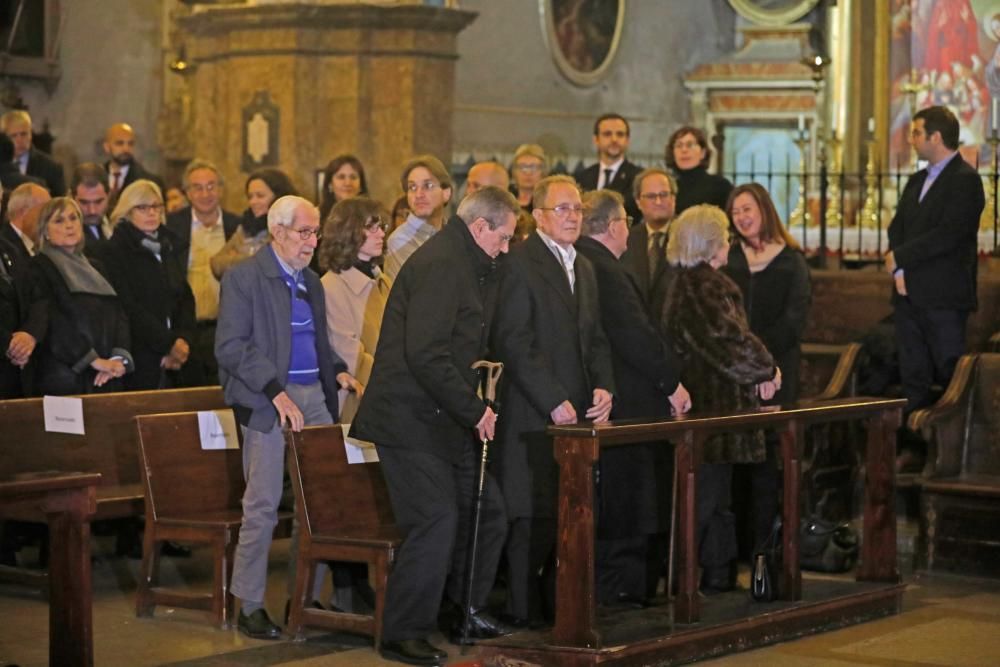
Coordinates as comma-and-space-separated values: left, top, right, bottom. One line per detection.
666, 126, 733, 215
104, 179, 195, 390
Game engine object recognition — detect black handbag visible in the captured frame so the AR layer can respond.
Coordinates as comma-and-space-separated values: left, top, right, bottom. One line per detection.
799, 516, 859, 573
750, 515, 782, 602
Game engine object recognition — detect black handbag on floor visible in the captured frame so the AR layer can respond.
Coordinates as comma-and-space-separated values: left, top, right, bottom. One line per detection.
750, 515, 782, 602
799, 516, 859, 573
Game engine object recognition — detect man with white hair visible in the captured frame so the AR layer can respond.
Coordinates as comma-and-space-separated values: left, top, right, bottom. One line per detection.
0, 110, 65, 196
215, 195, 361, 639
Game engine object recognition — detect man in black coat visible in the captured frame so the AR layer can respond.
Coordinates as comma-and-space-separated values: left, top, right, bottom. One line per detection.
103, 123, 165, 196
492, 175, 615, 625
622, 168, 678, 320
576, 188, 691, 605
574, 113, 642, 222
71, 163, 114, 258
886, 105, 984, 417
0, 234, 44, 398
351, 187, 519, 666
1, 110, 65, 196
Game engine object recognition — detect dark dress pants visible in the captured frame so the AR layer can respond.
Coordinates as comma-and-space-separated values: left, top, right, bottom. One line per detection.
894, 298, 968, 415
377, 442, 507, 642
505, 516, 557, 621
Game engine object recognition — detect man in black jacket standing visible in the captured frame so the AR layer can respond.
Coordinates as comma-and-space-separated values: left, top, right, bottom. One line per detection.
0, 110, 65, 196
575, 113, 642, 222
887, 105, 984, 418
576, 188, 690, 605
352, 186, 518, 666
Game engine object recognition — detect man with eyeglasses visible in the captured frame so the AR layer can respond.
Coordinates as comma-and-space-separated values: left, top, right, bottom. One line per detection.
492, 174, 615, 627
623, 168, 679, 319
574, 113, 642, 222
166, 158, 241, 386
216, 195, 361, 640
383, 154, 453, 280
575, 188, 691, 608
352, 186, 519, 665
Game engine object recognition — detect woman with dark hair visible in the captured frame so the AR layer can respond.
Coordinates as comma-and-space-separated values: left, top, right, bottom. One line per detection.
211, 168, 298, 279
317, 196, 389, 613
28, 197, 133, 395
723, 182, 811, 568
661, 204, 781, 595
103, 179, 195, 390
665, 126, 733, 215
318, 154, 368, 222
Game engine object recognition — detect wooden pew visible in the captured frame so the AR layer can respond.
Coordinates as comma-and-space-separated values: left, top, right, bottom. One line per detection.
285, 425, 400, 645
479, 397, 906, 667
0, 387, 227, 588
909, 353, 1000, 576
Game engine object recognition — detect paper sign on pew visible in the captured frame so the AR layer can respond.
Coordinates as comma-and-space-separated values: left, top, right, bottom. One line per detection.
198, 410, 240, 450
341, 424, 379, 464
43, 395, 85, 435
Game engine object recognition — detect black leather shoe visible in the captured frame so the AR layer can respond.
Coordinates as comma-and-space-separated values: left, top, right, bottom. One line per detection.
161, 541, 192, 558
283, 599, 329, 625
450, 608, 515, 645
700, 564, 737, 596
379, 638, 446, 666
237, 608, 282, 640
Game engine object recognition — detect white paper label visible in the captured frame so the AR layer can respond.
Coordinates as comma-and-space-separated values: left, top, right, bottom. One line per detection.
43, 395, 85, 435
198, 410, 239, 450
341, 423, 379, 464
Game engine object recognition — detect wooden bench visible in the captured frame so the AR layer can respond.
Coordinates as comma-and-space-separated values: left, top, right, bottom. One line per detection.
909, 353, 1000, 576
0, 387, 229, 589
133, 411, 294, 628
285, 425, 400, 646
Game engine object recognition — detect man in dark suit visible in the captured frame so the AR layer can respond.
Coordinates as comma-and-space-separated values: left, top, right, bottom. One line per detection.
103, 123, 165, 196
351, 187, 519, 665
887, 105, 984, 418
71, 163, 114, 258
166, 158, 240, 386
576, 189, 691, 606
574, 113, 642, 222
0, 110, 65, 196
492, 175, 615, 625
1, 183, 50, 263
622, 167, 678, 320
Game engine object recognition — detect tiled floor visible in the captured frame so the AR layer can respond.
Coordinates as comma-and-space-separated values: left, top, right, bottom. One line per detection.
2, 531, 1000, 666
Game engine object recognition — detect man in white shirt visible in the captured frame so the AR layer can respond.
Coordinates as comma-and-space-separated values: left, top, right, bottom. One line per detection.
574, 113, 642, 221
383, 155, 452, 280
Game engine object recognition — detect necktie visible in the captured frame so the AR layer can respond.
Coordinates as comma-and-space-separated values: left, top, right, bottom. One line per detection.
602, 168, 614, 190
649, 231, 665, 281
112, 171, 122, 192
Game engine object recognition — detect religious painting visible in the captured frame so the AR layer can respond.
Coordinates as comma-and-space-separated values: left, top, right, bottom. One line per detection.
540, 0, 625, 86
888, 0, 1000, 169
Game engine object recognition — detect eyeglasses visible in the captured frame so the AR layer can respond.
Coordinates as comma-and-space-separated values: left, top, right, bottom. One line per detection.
640, 191, 675, 202
514, 163, 543, 173
188, 182, 218, 194
288, 226, 322, 241
674, 140, 700, 150
364, 216, 390, 233
133, 203, 164, 214
538, 204, 584, 219
482, 219, 514, 243
406, 181, 441, 194
610, 216, 633, 227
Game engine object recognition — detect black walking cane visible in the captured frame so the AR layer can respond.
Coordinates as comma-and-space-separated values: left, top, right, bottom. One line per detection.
460, 359, 504, 649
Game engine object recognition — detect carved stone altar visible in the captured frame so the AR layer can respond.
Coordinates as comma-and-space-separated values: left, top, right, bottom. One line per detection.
161, 1, 476, 210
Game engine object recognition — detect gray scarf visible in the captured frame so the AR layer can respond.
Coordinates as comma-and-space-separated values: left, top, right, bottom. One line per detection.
40, 244, 117, 296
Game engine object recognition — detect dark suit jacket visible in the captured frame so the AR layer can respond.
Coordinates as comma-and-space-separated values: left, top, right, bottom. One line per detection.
165, 206, 242, 270
0, 222, 30, 265
621, 221, 674, 321
25, 148, 66, 196
492, 232, 615, 519
105, 160, 165, 193
0, 164, 45, 222
351, 217, 499, 463
575, 159, 643, 222
576, 236, 680, 537
887, 152, 984, 311
0, 233, 45, 397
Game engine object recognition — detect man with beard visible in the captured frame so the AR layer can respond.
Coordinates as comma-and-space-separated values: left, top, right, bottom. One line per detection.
71, 163, 114, 257
622, 168, 678, 319
574, 113, 642, 222
103, 123, 164, 197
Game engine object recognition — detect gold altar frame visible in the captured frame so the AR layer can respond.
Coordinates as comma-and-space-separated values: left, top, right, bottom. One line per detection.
539, 0, 625, 87
727, 0, 820, 27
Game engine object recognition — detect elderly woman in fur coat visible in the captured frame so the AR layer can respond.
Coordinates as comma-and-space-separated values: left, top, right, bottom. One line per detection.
662, 204, 782, 595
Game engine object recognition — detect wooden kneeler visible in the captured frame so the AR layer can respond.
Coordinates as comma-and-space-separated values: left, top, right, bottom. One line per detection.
133, 411, 292, 628
285, 425, 399, 645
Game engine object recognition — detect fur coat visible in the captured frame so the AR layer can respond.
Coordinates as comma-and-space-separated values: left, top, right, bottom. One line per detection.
662, 262, 776, 463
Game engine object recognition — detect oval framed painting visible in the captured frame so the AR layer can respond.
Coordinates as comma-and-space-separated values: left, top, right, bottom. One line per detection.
727, 0, 820, 27
540, 0, 626, 87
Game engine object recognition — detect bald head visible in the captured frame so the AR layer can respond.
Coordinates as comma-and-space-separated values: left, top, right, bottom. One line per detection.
466, 161, 510, 196
8, 183, 52, 243
104, 123, 137, 167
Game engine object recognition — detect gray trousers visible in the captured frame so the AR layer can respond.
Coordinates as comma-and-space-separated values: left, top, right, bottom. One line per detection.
230, 382, 333, 606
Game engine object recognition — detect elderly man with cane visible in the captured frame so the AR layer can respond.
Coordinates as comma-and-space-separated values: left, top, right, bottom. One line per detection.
351, 186, 519, 666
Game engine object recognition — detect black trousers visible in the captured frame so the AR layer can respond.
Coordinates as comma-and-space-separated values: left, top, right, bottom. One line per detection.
180, 321, 219, 387
377, 443, 507, 642
894, 298, 967, 415
505, 517, 556, 621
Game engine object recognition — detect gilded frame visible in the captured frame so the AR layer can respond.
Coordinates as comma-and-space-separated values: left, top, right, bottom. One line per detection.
540, 0, 626, 87
727, 0, 820, 27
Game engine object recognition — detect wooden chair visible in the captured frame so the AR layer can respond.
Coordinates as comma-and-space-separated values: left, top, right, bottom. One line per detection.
133, 411, 292, 627
909, 353, 1000, 576
285, 425, 399, 646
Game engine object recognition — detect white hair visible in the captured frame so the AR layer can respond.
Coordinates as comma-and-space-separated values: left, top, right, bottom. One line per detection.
267, 195, 316, 233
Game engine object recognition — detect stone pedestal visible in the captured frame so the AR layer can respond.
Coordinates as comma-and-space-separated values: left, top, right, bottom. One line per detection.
163, 1, 476, 211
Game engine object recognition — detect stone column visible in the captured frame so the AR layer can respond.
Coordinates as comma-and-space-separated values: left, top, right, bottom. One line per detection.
164, 1, 476, 211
